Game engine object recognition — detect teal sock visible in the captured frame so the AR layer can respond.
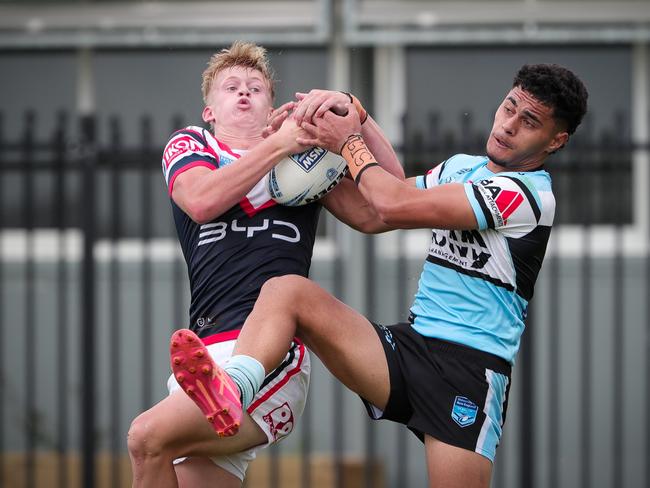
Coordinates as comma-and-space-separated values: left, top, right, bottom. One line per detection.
224, 355, 266, 409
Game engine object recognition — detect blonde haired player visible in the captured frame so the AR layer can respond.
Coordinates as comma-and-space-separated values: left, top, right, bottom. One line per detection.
127, 41, 403, 488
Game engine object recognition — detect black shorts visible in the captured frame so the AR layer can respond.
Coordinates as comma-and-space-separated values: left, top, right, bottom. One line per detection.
363, 322, 512, 462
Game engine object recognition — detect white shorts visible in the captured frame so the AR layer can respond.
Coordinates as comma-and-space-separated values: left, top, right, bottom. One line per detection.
167, 330, 311, 481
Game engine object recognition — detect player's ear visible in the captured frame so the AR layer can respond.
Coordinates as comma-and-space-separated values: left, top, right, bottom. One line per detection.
202, 106, 215, 124
547, 131, 568, 154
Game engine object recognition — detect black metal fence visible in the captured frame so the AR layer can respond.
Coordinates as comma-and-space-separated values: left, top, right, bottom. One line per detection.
0, 111, 647, 488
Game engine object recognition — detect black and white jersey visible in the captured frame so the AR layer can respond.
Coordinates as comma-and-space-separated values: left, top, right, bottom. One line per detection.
411, 154, 555, 363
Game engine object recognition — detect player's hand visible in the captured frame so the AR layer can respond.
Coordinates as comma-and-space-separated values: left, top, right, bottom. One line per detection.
273, 117, 311, 155
298, 105, 361, 154
293, 90, 349, 126
263, 101, 296, 138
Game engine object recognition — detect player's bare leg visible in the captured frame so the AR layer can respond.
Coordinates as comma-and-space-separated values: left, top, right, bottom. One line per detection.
233, 274, 391, 410
230, 274, 493, 488
175, 457, 241, 488
425, 435, 492, 488
127, 389, 266, 488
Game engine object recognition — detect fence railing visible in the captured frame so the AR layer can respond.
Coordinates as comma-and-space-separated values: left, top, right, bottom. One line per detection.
0, 111, 648, 488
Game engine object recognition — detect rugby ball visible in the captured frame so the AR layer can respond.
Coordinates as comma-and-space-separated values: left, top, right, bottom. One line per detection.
268, 147, 348, 206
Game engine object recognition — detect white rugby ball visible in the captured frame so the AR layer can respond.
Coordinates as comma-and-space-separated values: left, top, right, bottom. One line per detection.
268, 147, 348, 206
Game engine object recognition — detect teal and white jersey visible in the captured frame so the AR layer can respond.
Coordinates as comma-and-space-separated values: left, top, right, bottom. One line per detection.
411, 154, 555, 364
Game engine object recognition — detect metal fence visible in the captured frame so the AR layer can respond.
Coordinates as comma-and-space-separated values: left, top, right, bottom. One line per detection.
0, 111, 647, 488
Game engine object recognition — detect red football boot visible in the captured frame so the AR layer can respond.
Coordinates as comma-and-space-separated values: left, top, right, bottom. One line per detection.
170, 329, 243, 437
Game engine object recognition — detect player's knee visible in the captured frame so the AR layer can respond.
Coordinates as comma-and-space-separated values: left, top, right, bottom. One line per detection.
127, 413, 171, 463
262, 274, 310, 300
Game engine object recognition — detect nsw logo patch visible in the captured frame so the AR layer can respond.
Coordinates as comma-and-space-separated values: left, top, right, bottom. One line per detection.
451, 396, 478, 428
288, 147, 327, 173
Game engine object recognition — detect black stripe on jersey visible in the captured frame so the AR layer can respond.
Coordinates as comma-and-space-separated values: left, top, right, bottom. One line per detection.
506, 225, 552, 300
472, 185, 496, 228
426, 254, 514, 292
259, 341, 298, 390
437, 160, 449, 181
172, 127, 208, 145
500, 176, 541, 223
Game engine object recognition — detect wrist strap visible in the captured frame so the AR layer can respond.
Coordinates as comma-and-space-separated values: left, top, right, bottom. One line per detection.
340, 134, 379, 183
341, 92, 368, 124
354, 163, 380, 184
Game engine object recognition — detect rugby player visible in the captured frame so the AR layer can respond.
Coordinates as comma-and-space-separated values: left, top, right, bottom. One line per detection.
126, 41, 403, 488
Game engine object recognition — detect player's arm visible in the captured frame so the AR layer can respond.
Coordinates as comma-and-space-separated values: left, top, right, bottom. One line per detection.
359, 115, 405, 180
170, 121, 306, 224
356, 171, 477, 230
293, 90, 404, 180
301, 109, 478, 230
320, 176, 419, 233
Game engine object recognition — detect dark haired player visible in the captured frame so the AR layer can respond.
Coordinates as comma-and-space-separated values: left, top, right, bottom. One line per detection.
171, 63, 588, 487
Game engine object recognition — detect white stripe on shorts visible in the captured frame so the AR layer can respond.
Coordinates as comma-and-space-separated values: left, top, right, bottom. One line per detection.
475, 368, 509, 460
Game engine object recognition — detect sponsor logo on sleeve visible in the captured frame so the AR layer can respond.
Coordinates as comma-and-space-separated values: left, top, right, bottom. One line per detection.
477, 180, 524, 226
494, 190, 524, 224
163, 135, 205, 169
